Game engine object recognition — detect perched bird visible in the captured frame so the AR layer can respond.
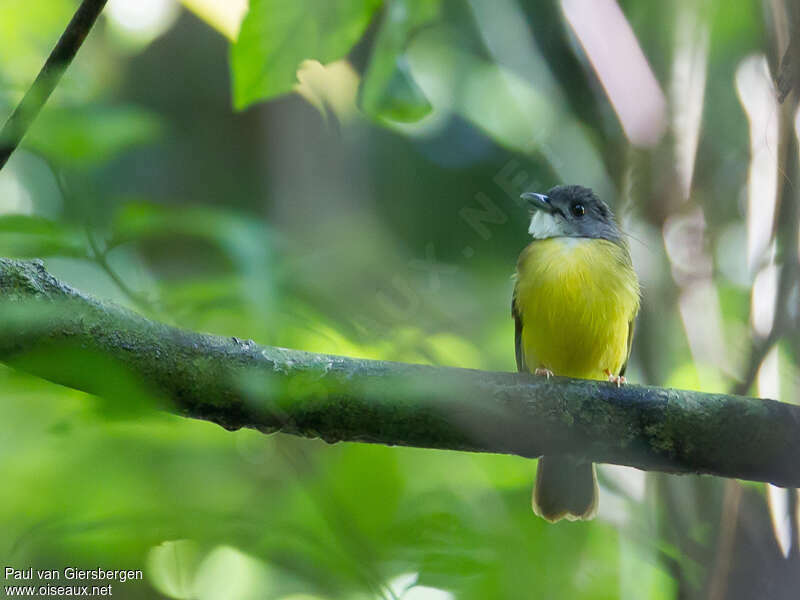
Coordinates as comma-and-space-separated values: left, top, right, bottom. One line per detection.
512, 185, 640, 522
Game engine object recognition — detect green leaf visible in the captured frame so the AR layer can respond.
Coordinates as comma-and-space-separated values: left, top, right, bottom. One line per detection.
230, 0, 383, 110
358, 0, 439, 122
0, 215, 86, 258
109, 202, 273, 263
4, 337, 160, 421
108, 201, 277, 315
25, 106, 162, 167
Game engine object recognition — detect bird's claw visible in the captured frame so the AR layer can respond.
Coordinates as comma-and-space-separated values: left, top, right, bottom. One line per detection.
535, 367, 554, 379
605, 370, 626, 387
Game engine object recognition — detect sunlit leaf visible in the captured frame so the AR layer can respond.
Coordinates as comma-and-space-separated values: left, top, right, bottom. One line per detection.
181, 0, 249, 41
193, 545, 272, 600
230, 0, 383, 110
146, 540, 205, 600
294, 59, 360, 126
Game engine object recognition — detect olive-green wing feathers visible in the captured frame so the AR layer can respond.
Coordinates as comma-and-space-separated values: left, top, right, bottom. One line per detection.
619, 319, 635, 377
512, 286, 526, 372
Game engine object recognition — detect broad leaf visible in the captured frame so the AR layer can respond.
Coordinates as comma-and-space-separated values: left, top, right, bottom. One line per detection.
230, 0, 383, 110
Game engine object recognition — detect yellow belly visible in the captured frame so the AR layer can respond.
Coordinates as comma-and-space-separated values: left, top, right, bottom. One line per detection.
515, 238, 639, 380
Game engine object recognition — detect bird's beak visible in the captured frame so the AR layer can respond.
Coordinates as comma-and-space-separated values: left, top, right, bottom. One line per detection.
521, 192, 554, 214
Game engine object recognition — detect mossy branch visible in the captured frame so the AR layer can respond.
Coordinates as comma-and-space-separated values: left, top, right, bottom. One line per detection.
1, 257, 799, 487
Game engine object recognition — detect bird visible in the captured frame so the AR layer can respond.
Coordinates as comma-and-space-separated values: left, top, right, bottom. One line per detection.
512, 185, 640, 522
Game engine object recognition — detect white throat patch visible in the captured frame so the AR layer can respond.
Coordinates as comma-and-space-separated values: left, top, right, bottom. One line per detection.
528, 212, 565, 239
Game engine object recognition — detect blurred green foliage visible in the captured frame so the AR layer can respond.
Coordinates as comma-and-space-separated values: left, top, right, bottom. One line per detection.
0, 0, 796, 599
357, 0, 437, 122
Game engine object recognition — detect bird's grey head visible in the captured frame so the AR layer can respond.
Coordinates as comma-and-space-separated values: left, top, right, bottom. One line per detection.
521, 185, 622, 244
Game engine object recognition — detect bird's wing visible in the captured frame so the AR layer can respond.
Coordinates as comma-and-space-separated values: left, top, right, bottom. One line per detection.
619, 319, 635, 377
512, 286, 526, 372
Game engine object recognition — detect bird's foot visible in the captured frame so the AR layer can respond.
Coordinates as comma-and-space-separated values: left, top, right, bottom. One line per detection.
534, 367, 554, 379
605, 369, 626, 387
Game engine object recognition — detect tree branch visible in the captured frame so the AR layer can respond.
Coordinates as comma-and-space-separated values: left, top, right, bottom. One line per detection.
1, 257, 800, 486
0, 0, 108, 171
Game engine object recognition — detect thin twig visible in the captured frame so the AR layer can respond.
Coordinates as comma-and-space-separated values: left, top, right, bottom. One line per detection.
776, 31, 798, 102
0, 0, 109, 171
85, 225, 162, 318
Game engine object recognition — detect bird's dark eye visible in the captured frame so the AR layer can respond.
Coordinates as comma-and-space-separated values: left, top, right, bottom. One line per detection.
571, 203, 585, 217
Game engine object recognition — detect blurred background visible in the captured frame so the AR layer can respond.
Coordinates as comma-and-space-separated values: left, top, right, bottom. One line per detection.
1, 0, 799, 598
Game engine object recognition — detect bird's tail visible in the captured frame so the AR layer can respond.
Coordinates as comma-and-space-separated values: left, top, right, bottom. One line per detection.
532, 455, 598, 522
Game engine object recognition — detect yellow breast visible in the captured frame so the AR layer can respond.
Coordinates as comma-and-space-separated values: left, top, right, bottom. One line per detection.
514, 237, 639, 380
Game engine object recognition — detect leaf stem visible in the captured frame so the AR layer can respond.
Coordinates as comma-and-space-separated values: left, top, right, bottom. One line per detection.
85, 225, 161, 318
